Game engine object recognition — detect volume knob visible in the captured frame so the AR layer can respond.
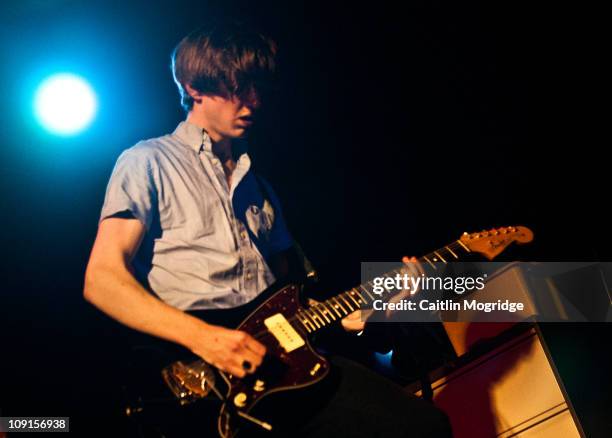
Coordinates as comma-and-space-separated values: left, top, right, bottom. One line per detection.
254, 379, 265, 392
233, 392, 247, 408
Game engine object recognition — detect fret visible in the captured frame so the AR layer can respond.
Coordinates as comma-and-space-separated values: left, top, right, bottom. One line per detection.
320, 303, 337, 321
346, 291, 361, 307
306, 309, 322, 328
445, 245, 458, 259
299, 309, 316, 327
433, 251, 446, 263
359, 284, 376, 301
422, 255, 436, 269
332, 296, 349, 315
313, 311, 326, 327
351, 288, 368, 304
326, 299, 343, 318
296, 311, 314, 333
456, 240, 471, 252
338, 295, 355, 312
388, 268, 401, 277
313, 305, 331, 323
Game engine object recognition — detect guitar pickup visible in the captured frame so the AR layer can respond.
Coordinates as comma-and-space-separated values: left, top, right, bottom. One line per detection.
264, 313, 305, 353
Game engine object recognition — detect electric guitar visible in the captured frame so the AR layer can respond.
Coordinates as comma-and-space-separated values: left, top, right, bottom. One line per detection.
130, 226, 533, 437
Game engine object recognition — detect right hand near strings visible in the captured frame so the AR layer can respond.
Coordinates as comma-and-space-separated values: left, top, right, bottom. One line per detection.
187, 322, 267, 378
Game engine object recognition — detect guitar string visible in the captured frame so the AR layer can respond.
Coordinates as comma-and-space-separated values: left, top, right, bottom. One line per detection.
250, 228, 523, 340
247, 239, 475, 341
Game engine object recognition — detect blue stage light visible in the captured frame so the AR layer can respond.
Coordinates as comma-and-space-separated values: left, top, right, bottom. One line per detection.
34, 73, 97, 136
375, 350, 394, 368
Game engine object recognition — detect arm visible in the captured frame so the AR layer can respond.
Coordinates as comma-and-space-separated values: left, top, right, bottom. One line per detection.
83, 217, 265, 377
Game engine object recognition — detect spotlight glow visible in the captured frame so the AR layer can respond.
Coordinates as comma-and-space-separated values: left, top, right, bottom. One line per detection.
34, 73, 97, 136
375, 350, 394, 368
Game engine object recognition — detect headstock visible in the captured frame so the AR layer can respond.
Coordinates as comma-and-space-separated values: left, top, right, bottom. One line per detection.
459, 226, 534, 260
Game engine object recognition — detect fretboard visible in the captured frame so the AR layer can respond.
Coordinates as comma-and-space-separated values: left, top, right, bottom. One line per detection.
294, 239, 472, 334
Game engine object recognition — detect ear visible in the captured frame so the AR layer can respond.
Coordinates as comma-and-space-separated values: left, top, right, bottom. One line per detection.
184, 84, 203, 104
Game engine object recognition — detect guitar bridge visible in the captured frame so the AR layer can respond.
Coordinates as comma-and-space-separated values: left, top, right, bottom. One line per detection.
161, 360, 217, 405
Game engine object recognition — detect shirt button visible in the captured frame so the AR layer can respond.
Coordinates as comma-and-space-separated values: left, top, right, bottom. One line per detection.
246, 272, 253, 280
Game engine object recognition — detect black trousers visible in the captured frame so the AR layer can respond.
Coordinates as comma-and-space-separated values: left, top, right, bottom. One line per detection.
143, 354, 452, 438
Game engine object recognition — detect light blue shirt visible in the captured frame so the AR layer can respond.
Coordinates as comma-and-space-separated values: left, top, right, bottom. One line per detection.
99, 120, 293, 310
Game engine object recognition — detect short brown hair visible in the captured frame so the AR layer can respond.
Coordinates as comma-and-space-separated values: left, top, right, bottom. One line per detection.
171, 20, 277, 112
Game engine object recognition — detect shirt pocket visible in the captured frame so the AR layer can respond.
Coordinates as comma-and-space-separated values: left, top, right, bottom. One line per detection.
245, 200, 275, 242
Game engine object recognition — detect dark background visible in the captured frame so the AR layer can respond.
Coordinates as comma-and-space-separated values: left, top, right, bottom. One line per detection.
0, 0, 609, 436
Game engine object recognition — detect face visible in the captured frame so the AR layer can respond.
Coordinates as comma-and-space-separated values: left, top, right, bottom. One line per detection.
188, 85, 261, 142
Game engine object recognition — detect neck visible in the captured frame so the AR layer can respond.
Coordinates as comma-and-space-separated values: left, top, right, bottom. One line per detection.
186, 112, 233, 160
296, 239, 473, 334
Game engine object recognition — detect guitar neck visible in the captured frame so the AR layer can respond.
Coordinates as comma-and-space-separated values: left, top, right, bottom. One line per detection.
296, 239, 473, 334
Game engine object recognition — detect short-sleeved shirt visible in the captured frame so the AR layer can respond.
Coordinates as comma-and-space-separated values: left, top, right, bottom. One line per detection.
99, 120, 293, 310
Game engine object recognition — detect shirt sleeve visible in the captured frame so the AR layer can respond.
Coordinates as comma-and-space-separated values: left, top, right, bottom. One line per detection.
99, 146, 157, 231
258, 177, 294, 255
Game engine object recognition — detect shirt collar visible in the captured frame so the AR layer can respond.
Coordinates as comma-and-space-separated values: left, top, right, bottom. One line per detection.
173, 120, 213, 153
173, 120, 249, 159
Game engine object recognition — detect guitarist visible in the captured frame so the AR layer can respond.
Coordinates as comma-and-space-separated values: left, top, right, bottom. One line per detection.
84, 19, 452, 437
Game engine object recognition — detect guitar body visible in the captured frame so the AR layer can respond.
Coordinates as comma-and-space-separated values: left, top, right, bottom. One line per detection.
216, 284, 330, 436
148, 283, 331, 437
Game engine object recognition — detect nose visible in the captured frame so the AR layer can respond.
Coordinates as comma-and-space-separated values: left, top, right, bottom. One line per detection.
241, 87, 261, 110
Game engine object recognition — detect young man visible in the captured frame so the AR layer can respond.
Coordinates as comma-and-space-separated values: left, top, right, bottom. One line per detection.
84, 20, 452, 437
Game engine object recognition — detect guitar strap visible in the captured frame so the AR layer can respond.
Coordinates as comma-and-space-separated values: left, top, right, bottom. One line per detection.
254, 173, 319, 284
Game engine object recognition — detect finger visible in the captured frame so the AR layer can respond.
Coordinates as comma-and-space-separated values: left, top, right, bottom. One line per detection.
230, 330, 266, 355
227, 364, 246, 378
243, 334, 267, 357
341, 317, 365, 332
215, 358, 246, 378
409, 263, 420, 279
402, 256, 418, 271
405, 257, 422, 279
400, 261, 418, 283
405, 257, 425, 276
228, 356, 256, 377
344, 310, 361, 320
410, 256, 426, 276
236, 347, 263, 372
360, 308, 373, 320
308, 298, 321, 306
